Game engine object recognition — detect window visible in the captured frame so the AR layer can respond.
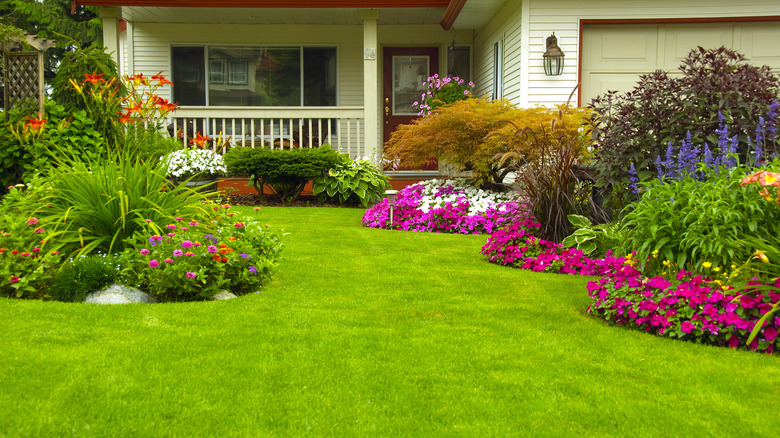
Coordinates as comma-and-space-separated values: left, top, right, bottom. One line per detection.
172, 45, 337, 106
447, 46, 471, 82
492, 40, 503, 100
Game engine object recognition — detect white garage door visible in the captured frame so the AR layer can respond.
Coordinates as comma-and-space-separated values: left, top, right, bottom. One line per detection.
581, 22, 780, 104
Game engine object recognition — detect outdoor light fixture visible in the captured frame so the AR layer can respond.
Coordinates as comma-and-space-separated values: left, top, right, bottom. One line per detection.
384, 190, 399, 226
543, 33, 565, 76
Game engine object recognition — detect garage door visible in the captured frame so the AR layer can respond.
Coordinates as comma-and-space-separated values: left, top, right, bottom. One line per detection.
581, 22, 780, 104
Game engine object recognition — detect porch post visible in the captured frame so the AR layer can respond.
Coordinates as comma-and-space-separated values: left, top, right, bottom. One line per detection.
361, 9, 380, 162
98, 7, 120, 72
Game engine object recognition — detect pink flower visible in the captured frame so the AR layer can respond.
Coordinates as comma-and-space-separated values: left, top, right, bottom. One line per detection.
189, 221, 198, 226
149, 259, 159, 268
175, 217, 184, 221
33, 228, 44, 234
234, 222, 245, 228
167, 233, 176, 237
173, 249, 183, 257
728, 335, 740, 349
166, 224, 177, 229
26, 217, 38, 225
680, 321, 695, 333
140, 248, 150, 255
9, 275, 19, 284
740, 295, 757, 309
186, 271, 196, 279
181, 240, 193, 249
164, 258, 173, 263
207, 245, 218, 254
764, 327, 778, 343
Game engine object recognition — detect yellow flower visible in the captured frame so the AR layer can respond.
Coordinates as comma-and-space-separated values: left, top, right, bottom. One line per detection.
702, 261, 712, 269
754, 250, 770, 264
651, 249, 659, 258
662, 260, 671, 267
713, 266, 721, 272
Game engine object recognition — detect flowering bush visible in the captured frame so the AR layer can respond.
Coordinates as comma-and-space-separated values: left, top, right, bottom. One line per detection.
362, 179, 528, 234
121, 205, 282, 301
413, 74, 473, 117
0, 187, 62, 297
163, 147, 227, 180
482, 220, 641, 277
587, 270, 780, 354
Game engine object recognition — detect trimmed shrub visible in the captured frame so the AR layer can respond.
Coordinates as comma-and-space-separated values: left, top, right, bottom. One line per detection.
50, 254, 123, 302
223, 145, 341, 203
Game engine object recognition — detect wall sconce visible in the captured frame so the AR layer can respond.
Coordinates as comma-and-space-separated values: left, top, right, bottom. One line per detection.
543, 33, 565, 76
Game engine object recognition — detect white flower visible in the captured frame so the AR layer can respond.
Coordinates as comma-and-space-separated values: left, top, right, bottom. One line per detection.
162, 148, 227, 179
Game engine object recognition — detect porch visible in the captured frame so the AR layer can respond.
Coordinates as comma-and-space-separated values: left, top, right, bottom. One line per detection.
169, 106, 368, 158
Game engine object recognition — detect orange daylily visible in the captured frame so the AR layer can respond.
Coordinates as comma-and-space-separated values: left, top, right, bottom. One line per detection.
24, 117, 47, 131
83, 73, 105, 84
189, 132, 211, 148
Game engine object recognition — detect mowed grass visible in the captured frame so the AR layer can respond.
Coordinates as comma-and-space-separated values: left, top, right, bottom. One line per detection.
1, 206, 779, 437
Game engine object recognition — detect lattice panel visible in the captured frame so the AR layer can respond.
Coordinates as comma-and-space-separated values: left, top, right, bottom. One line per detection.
4, 52, 41, 113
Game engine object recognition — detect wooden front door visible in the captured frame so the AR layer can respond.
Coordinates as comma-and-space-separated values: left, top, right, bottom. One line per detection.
382, 47, 439, 170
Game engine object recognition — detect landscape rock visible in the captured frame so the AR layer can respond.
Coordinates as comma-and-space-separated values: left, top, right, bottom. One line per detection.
84, 283, 157, 304
211, 290, 237, 300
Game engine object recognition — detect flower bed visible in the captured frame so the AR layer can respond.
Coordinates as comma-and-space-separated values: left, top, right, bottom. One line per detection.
481, 220, 641, 278
587, 271, 780, 353
362, 179, 528, 234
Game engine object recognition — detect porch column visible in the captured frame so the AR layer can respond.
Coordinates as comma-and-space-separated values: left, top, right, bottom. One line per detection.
361, 9, 380, 162
98, 7, 120, 71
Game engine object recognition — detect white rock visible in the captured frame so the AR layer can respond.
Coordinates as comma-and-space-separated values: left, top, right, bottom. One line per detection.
211, 290, 237, 300
84, 283, 157, 304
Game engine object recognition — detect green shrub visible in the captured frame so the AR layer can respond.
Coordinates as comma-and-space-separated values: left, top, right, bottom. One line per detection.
561, 214, 627, 257
312, 155, 390, 206
51, 41, 121, 115
620, 160, 780, 275
223, 145, 341, 203
50, 254, 123, 302
589, 46, 780, 188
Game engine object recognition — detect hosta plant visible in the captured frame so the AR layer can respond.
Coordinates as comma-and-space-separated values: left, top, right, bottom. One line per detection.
313, 155, 390, 206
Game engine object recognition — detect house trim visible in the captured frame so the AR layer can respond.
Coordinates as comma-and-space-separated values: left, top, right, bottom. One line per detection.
75, 0, 451, 7
576, 15, 780, 106
440, 0, 467, 30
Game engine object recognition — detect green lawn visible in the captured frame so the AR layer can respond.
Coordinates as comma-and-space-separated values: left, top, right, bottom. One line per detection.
1, 207, 779, 437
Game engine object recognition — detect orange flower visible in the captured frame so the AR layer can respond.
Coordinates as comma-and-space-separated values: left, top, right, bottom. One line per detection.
741, 170, 780, 187
83, 73, 105, 84
212, 254, 221, 261
189, 132, 211, 149
152, 72, 173, 87
118, 111, 134, 124
24, 117, 47, 131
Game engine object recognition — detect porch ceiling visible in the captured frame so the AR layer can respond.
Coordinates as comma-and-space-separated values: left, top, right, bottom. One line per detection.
112, 6, 449, 25
449, 0, 505, 29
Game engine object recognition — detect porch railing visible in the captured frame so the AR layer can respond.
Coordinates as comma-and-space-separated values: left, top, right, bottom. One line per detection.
168, 106, 367, 158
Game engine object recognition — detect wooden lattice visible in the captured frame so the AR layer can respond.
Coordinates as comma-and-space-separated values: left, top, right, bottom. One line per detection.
3, 51, 44, 119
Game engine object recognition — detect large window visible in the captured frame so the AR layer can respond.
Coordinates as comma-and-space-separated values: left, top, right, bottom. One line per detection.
171, 46, 337, 106
447, 46, 471, 82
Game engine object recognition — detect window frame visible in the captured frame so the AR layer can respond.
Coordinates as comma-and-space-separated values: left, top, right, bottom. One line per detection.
170, 44, 339, 107
492, 39, 503, 100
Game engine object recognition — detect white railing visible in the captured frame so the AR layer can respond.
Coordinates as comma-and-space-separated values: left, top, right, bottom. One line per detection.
168, 106, 366, 157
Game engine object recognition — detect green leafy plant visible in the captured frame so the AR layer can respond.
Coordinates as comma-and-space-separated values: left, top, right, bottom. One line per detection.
49, 253, 123, 302
313, 155, 390, 206
51, 40, 120, 114
560, 214, 627, 257
34, 146, 216, 257
621, 160, 780, 275
223, 145, 340, 203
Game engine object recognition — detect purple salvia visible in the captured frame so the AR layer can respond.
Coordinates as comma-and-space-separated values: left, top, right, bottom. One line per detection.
703, 143, 714, 172
664, 142, 677, 180
628, 162, 639, 194
654, 154, 664, 180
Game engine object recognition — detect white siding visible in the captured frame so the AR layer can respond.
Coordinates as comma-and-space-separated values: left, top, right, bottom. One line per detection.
526, 0, 780, 107
472, 0, 523, 102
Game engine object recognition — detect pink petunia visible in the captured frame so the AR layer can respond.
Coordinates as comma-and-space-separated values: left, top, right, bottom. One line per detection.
764, 327, 778, 343
680, 321, 695, 333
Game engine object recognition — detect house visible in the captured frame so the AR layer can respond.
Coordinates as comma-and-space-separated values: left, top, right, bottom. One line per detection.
75, 0, 780, 175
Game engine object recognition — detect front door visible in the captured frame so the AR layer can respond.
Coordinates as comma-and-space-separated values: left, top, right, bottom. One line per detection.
382, 47, 439, 170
